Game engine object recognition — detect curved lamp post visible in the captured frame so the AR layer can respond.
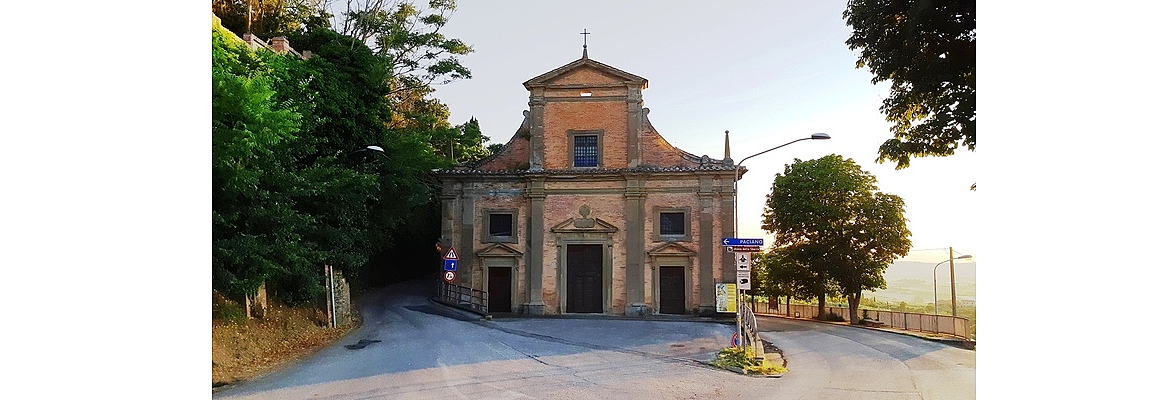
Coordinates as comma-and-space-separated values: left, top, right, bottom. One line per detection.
349, 145, 387, 162
325, 145, 388, 328
933, 254, 973, 318
730, 132, 829, 349
733, 132, 830, 235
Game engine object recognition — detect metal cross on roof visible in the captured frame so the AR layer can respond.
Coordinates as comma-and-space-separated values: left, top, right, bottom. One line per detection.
580, 28, 590, 58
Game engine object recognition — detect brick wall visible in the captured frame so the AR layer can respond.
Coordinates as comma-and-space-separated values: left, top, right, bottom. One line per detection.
437, 54, 737, 315
543, 101, 629, 169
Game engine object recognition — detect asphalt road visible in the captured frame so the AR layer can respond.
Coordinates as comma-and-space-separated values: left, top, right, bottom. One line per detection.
755, 316, 976, 399
212, 280, 974, 399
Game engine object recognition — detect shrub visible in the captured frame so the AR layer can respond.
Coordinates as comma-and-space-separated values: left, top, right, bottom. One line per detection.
712, 346, 787, 375
823, 311, 846, 322
713, 346, 752, 369
213, 291, 248, 325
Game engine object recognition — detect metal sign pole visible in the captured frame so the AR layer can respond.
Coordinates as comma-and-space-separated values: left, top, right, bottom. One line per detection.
737, 290, 744, 349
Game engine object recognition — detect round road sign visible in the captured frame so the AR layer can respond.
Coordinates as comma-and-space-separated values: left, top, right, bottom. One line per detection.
443, 270, 456, 282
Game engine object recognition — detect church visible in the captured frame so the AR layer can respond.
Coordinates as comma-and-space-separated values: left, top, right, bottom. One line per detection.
434, 41, 739, 316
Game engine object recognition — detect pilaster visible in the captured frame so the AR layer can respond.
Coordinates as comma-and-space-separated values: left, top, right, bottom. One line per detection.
624, 177, 648, 316
698, 176, 716, 315
523, 177, 547, 314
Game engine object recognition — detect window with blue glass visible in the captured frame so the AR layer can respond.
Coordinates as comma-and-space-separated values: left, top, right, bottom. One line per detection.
653, 207, 692, 242
573, 135, 599, 167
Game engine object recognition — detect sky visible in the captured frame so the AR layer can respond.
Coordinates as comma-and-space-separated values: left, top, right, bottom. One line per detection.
3, 2, 1170, 396
426, 1, 976, 264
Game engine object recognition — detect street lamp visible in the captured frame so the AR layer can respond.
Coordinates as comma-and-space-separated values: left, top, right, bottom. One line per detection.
325, 145, 388, 328
349, 145, 387, 162
730, 132, 829, 348
933, 254, 973, 318
733, 132, 830, 235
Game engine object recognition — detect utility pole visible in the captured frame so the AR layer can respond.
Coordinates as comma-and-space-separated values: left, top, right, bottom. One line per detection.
949, 247, 957, 316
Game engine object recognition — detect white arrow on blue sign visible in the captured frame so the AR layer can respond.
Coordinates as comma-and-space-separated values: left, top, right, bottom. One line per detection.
444, 259, 458, 271
722, 238, 763, 246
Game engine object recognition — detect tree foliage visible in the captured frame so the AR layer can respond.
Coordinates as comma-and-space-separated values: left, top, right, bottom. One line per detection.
761, 155, 912, 324
844, 0, 975, 169
756, 247, 829, 304
213, 0, 333, 38
212, 5, 480, 304
336, 0, 473, 89
213, 26, 309, 301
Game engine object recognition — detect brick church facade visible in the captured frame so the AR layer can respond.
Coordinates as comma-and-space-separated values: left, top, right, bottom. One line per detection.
435, 49, 739, 316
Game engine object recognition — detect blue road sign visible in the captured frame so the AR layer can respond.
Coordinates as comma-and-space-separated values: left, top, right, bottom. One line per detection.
444, 259, 458, 271
721, 238, 764, 246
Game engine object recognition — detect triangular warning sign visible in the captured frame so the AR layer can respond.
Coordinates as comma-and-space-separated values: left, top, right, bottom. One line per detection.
444, 248, 459, 260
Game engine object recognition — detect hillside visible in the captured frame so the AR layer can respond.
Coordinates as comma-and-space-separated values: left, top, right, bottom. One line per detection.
867, 261, 977, 306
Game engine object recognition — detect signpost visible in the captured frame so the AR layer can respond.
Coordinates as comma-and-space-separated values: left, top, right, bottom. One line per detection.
722, 238, 761, 349
721, 238, 763, 246
443, 247, 459, 280
735, 252, 751, 270
735, 251, 752, 289
736, 270, 751, 290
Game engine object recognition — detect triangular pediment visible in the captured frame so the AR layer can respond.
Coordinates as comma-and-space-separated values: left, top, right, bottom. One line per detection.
524, 57, 647, 89
550, 215, 619, 234
647, 241, 697, 257
475, 243, 524, 258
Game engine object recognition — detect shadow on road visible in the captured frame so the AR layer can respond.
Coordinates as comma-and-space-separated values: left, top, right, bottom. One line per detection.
214, 278, 734, 398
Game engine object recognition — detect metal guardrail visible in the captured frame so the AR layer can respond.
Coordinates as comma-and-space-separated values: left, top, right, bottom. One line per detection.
435, 280, 489, 315
739, 298, 764, 360
749, 299, 972, 340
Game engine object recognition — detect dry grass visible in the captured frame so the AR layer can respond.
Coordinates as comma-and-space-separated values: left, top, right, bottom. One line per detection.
212, 293, 356, 388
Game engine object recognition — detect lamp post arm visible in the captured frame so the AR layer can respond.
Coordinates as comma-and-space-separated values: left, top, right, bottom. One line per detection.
735, 137, 812, 174
732, 137, 815, 234
933, 260, 948, 317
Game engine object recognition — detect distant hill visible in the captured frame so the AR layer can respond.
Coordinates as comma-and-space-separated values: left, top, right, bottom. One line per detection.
866, 261, 977, 306
884, 261, 976, 283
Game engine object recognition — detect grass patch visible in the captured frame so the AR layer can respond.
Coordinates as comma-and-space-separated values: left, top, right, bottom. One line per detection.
212, 292, 355, 387
213, 291, 248, 325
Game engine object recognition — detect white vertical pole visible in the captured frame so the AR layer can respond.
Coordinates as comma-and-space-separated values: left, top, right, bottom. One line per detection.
324, 264, 332, 328
949, 247, 958, 317
737, 291, 744, 349
328, 264, 337, 328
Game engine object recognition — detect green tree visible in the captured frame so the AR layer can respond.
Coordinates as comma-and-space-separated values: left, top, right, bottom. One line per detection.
429, 117, 492, 164
758, 247, 832, 316
761, 155, 912, 324
843, 0, 975, 169
336, 0, 473, 89
213, 0, 332, 38
212, 1, 474, 300
213, 23, 394, 305
284, 25, 477, 287
278, 27, 444, 290
212, 26, 306, 302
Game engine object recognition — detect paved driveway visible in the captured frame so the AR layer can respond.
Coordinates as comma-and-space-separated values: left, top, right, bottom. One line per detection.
212, 282, 974, 399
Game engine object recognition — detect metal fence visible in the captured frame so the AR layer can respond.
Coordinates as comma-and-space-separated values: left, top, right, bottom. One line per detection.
436, 280, 488, 315
738, 300, 765, 360
748, 299, 972, 340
